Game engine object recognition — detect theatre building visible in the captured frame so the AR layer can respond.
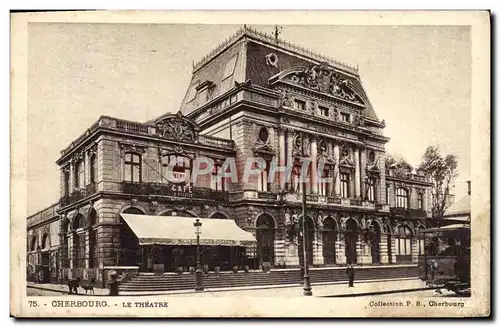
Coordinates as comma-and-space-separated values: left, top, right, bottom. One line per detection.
27, 26, 433, 285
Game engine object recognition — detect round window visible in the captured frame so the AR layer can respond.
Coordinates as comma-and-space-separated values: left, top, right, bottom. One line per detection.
259, 127, 269, 143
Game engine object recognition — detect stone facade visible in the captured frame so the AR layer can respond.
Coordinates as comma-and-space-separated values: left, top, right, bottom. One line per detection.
27, 27, 433, 285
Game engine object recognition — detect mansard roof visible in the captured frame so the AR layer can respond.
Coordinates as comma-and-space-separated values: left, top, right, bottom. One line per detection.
174, 26, 382, 122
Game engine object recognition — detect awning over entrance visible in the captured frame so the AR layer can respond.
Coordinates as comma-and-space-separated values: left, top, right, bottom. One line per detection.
120, 214, 257, 247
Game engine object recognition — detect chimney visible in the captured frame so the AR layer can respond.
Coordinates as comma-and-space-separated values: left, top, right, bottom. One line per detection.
467, 181, 471, 196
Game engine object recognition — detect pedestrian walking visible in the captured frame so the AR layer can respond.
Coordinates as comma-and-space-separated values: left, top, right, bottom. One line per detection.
346, 265, 355, 287
108, 271, 120, 296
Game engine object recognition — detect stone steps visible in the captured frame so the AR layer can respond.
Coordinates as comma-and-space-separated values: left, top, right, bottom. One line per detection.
119, 265, 418, 292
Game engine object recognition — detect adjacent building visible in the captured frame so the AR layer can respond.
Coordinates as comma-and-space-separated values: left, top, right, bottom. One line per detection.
27, 26, 433, 284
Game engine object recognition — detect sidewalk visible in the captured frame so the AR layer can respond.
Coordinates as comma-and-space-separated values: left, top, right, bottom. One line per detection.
28, 277, 432, 297
27, 282, 109, 296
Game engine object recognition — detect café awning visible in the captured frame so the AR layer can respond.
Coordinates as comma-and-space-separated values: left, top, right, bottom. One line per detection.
120, 214, 257, 247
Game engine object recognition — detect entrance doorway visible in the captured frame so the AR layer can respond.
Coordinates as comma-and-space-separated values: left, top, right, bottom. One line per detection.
344, 219, 358, 264
322, 217, 337, 265
255, 214, 275, 267
370, 222, 381, 264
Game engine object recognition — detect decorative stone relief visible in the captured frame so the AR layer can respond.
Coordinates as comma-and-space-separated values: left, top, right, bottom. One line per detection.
155, 111, 199, 143
288, 63, 363, 104
265, 52, 279, 68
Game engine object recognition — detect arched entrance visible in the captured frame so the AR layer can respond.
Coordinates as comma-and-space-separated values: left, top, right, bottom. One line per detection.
322, 217, 337, 265
395, 225, 414, 263
370, 221, 381, 264
88, 209, 98, 268
345, 219, 358, 264
298, 215, 315, 266
40, 233, 50, 282
256, 214, 275, 266
72, 214, 85, 268
209, 212, 228, 219
160, 209, 196, 217
119, 207, 143, 266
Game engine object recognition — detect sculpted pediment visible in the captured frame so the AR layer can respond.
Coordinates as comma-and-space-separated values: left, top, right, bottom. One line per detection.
271, 63, 365, 105
155, 111, 200, 143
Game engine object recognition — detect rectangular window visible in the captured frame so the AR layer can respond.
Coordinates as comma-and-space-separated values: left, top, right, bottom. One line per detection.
417, 192, 424, 210
90, 154, 97, 183
211, 164, 227, 191
340, 173, 350, 198
366, 177, 376, 202
76, 160, 85, 189
340, 112, 350, 123
256, 161, 271, 192
318, 165, 331, 196
319, 106, 329, 117
124, 153, 142, 183
395, 188, 409, 208
294, 99, 306, 111
386, 185, 390, 204
63, 170, 69, 195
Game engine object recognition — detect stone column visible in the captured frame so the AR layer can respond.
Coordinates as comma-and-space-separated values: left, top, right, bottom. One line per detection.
354, 147, 361, 198
286, 131, 293, 190
69, 160, 75, 192
380, 234, 389, 264
85, 228, 90, 269
336, 232, 347, 264
311, 137, 318, 194
360, 147, 366, 200
278, 129, 286, 190
376, 177, 381, 203
333, 144, 340, 196
84, 150, 90, 186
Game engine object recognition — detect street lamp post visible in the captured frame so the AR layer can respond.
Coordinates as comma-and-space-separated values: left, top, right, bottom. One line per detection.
193, 218, 204, 291
301, 132, 313, 296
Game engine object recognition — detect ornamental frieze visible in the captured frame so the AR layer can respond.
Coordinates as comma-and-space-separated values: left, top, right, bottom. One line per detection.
288, 63, 364, 104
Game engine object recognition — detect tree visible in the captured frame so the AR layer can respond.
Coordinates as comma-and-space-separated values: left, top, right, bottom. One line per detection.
418, 146, 459, 219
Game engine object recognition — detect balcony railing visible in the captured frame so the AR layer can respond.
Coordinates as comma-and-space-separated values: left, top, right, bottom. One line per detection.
60, 183, 97, 207
327, 197, 342, 204
349, 199, 362, 206
408, 209, 427, 217
390, 207, 426, 217
390, 207, 408, 216
122, 182, 229, 202
257, 192, 278, 200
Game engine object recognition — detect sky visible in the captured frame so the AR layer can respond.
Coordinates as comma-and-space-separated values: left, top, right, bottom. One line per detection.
27, 23, 471, 216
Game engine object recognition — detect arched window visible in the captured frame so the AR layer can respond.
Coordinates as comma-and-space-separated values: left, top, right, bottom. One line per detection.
41, 233, 48, 250
124, 152, 142, 183
29, 236, 37, 252
395, 225, 413, 263
395, 188, 409, 208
